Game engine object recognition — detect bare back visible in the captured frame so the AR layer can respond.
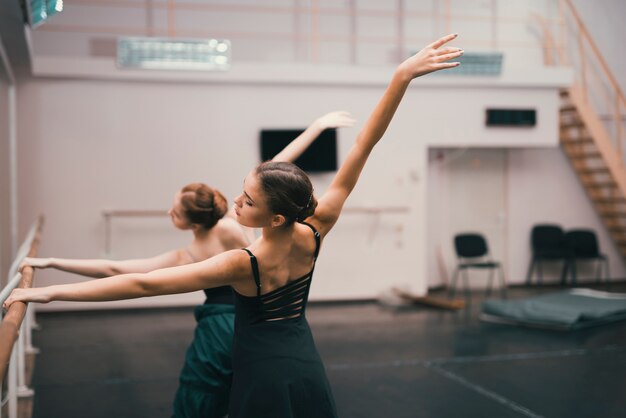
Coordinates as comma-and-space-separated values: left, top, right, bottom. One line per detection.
232, 222, 319, 297
185, 217, 250, 264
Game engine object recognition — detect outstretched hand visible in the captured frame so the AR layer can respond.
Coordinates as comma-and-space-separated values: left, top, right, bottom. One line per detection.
315, 111, 356, 131
19, 257, 51, 272
3, 288, 51, 310
399, 33, 463, 79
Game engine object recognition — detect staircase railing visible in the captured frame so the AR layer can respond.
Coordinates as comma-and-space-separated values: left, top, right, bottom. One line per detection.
533, 1, 626, 259
555, 0, 626, 174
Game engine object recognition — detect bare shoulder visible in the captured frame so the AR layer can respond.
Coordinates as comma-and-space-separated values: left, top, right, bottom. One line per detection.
219, 248, 253, 271
220, 247, 256, 291
303, 204, 339, 238
181, 248, 254, 289
217, 217, 246, 237
171, 248, 192, 265
294, 221, 321, 252
198, 248, 252, 277
215, 218, 249, 248
215, 217, 239, 233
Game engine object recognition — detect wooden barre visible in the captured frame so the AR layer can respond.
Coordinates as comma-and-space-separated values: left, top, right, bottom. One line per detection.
0, 216, 44, 382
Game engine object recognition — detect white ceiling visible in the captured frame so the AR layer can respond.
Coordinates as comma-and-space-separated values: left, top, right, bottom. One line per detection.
27, 0, 551, 66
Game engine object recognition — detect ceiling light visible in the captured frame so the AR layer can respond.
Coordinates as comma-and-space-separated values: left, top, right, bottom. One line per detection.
117, 37, 231, 71
27, 0, 64, 28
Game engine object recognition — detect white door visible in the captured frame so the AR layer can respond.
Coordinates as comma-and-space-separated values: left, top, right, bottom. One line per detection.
427, 148, 507, 290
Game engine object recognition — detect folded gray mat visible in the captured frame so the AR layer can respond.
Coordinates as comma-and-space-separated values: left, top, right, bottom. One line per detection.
480, 289, 626, 331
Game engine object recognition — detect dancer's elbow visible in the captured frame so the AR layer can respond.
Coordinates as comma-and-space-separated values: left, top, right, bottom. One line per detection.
130, 274, 158, 297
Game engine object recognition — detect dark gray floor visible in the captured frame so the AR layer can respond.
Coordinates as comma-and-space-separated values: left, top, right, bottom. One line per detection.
30, 284, 626, 418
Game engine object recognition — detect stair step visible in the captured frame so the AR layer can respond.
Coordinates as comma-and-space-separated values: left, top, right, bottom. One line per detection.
581, 172, 612, 180
561, 120, 585, 129
561, 136, 593, 144
583, 180, 618, 188
596, 201, 626, 210
581, 176, 614, 185
597, 200, 626, 208
577, 167, 609, 174
567, 151, 602, 159
560, 105, 577, 113
599, 210, 626, 218
606, 221, 626, 230
565, 138, 592, 148
591, 196, 626, 203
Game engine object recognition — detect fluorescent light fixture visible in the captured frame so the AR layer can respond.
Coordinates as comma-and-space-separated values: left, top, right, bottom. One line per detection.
117, 37, 231, 71
27, 0, 64, 28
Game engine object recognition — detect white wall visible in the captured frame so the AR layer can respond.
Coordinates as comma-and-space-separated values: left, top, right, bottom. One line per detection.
31, 0, 557, 69
508, 148, 625, 282
13, 0, 626, 310
571, 0, 626, 94
428, 147, 626, 290
17, 71, 420, 310
427, 148, 508, 290
16, 64, 571, 310
0, 63, 11, 285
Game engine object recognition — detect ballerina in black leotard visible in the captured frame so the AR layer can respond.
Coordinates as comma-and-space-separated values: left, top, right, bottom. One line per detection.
5, 34, 463, 417
16, 110, 355, 418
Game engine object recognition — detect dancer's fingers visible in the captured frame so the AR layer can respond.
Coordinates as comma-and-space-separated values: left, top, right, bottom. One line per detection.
436, 47, 463, 56
428, 33, 458, 50
434, 61, 461, 70
437, 49, 464, 63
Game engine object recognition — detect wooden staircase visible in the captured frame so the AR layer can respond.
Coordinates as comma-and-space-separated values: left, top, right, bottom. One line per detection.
560, 89, 626, 258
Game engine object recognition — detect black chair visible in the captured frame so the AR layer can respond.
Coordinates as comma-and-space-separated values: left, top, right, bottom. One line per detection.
526, 224, 570, 285
563, 229, 610, 285
449, 233, 506, 302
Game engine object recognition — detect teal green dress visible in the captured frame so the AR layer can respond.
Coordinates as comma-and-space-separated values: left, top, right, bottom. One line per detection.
172, 287, 235, 418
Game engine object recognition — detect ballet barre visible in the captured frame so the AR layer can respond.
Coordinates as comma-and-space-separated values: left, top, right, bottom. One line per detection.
342, 206, 411, 243
0, 216, 44, 418
102, 206, 411, 254
102, 209, 168, 256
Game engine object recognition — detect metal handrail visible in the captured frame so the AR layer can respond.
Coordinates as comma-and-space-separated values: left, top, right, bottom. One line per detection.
558, 0, 625, 166
0, 216, 44, 418
563, 0, 626, 108
534, 0, 626, 197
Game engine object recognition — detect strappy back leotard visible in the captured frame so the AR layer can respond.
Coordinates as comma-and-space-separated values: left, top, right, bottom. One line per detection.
228, 222, 338, 418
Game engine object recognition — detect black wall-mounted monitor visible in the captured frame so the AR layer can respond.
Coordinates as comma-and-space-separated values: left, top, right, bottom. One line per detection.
486, 108, 536, 126
260, 128, 338, 173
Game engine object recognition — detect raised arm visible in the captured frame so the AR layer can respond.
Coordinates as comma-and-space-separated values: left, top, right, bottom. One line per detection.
225, 110, 355, 221
271, 111, 356, 163
20, 251, 186, 278
311, 34, 462, 236
4, 250, 250, 308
